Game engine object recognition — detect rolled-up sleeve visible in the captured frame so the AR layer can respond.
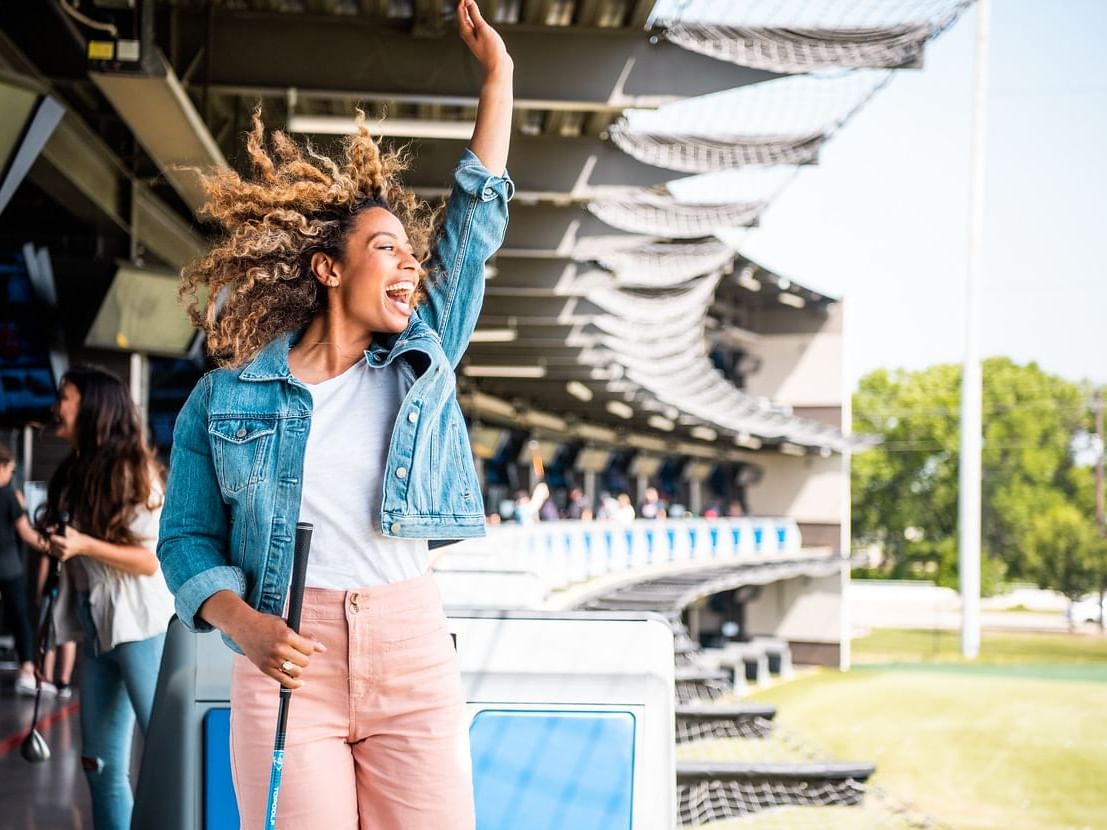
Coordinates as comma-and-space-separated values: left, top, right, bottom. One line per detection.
418, 148, 514, 366
157, 374, 245, 632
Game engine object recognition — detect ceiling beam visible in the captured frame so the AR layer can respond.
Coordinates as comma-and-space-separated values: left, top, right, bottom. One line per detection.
499, 203, 651, 254
381, 134, 680, 195
180, 12, 778, 109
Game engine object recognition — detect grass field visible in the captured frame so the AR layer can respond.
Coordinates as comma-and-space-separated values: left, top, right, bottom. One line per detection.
744, 630, 1107, 830
854, 626, 1107, 668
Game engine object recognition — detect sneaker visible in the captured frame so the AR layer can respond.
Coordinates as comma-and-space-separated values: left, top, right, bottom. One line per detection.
15, 675, 56, 697
55, 682, 72, 700
14, 672, 38, 697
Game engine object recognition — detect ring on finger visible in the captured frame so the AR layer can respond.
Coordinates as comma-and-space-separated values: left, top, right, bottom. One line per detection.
280, 659, 294, 675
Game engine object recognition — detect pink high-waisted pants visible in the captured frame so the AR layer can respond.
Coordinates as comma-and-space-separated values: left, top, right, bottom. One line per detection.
229, 572, 475, 829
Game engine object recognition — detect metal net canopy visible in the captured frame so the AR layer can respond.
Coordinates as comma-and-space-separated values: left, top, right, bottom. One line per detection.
608, 70, 891, 174
650, 0, 974, 73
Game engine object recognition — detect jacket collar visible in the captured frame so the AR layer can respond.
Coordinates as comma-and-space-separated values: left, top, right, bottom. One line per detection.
238, 318, 434, 382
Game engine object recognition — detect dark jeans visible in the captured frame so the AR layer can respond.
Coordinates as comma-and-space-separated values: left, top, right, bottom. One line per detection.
0, 571, 34, 664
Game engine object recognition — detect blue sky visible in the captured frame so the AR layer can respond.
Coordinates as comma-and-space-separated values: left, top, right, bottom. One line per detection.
733, 0, 1107, 388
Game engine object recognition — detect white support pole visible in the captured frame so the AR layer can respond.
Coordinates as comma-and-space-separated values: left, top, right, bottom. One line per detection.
840, 300, 853, 672
959, 0, 991, 660
130, 352, 150, 430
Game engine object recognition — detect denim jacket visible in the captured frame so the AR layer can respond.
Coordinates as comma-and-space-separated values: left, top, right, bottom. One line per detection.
157, 149, 513, 642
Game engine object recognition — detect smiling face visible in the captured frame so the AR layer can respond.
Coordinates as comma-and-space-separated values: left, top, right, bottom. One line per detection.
53, 381, 81, 446
319, 206, 421, 334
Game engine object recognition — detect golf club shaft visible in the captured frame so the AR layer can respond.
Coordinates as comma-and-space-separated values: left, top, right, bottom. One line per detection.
263, 521, 313, 830
23, 513, 67, 763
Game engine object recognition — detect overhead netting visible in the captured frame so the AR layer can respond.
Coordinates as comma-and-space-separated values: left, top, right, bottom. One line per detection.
666, 166, 799, 208
612, 71, 890, 175
587, 194, 765, 237
596, 239, 736, 288
649, 0, 974, 74
576, 318, 854, 449
676, 716, 948, 829
609, 121, 824, 171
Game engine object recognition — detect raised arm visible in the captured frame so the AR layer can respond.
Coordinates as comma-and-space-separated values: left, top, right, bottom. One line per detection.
416, 0, 515, 365
458, 0, 513, 175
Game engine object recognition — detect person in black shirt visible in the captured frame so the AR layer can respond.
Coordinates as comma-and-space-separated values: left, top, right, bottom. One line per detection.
0, 446, 50, 695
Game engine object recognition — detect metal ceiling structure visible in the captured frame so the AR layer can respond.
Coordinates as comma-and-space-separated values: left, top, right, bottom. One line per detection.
0, 0, 970, 460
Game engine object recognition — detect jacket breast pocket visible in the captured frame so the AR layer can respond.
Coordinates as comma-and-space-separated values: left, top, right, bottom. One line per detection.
208, 418, 276, 496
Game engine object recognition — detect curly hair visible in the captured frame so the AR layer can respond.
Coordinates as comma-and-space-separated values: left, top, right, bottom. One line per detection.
180, 109, 439, 367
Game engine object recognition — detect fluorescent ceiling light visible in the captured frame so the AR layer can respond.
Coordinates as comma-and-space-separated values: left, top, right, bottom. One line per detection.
466, 391, 516, 419
469, 328, 517, 343
735, 433, 763, 450
288, 114, 474, 140
778, 292, 806, 309
606, 400, 634, 419
522, 410, 568, 432
647, 414, 675, 432
677, 442, 716, 459
691, 426, 718, 442
462, 365, 546, 378
574, 423, 618, 443
628, 433, 669, 452
566, 381, 594, 402
779, 442, 806, 456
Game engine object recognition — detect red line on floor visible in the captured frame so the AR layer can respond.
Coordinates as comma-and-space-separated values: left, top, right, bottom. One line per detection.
0, 701, 80, 756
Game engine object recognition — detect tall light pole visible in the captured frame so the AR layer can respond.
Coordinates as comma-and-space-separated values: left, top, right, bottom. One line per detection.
959, 0, 992, 660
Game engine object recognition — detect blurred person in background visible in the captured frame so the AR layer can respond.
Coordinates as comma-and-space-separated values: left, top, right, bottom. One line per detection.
40, 366, 175, 830
565, 486, 592, 521
0, 445, 49, 696
637, 486, 666, 520
615, 493, 636, 524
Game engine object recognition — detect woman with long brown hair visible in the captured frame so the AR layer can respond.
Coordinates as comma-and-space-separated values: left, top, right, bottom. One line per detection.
158, 2, 511, 826
41, 365, 175, 830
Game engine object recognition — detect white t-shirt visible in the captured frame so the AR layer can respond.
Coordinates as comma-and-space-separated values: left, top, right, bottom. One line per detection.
299, 358, 429, 588
67, 487, 176, 653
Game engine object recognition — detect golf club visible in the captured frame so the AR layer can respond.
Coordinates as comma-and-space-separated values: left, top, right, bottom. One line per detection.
21, 511, 68, 764
263, 521, 314, 830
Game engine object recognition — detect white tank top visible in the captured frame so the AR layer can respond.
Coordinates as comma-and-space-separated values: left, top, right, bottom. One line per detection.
298, 358, 429, 588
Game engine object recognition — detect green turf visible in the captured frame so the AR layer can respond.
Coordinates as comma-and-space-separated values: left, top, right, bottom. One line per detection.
744, 633, 1107, 830
853, 626, 1107, 666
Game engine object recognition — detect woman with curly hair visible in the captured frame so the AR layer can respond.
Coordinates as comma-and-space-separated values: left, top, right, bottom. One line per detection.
158, 2, 512, 826
40, 366, 175, 830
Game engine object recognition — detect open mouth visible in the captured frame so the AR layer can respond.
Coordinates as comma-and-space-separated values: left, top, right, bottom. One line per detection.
384, 280, 416, 313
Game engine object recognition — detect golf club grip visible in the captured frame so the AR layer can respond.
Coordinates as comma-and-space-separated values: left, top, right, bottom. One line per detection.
284, 522, 313, 633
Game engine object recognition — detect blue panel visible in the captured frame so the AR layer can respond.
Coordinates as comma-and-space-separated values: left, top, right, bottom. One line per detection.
202, 708, 241, 830
470, 710, 635, 830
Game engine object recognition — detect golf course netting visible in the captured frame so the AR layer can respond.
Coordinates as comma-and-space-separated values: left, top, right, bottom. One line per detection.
676, 714, 949, 829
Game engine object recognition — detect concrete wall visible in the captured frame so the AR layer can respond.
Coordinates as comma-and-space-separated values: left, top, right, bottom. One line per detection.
745, 570, 846, 665
744, 303, 844, 411
739, 452, 843, 527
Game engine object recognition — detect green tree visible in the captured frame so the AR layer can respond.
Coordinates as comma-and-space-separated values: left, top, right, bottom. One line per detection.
852, 358, 1093, 594
1024, 502, 1098, 625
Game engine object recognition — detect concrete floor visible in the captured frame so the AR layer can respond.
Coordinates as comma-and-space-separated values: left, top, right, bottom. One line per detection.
0, 676, 92, 830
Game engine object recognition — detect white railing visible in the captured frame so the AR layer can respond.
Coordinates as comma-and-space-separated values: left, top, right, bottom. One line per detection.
435, 518, 803, 601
